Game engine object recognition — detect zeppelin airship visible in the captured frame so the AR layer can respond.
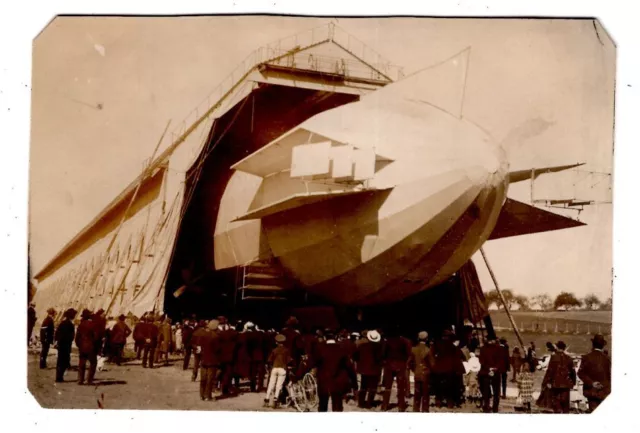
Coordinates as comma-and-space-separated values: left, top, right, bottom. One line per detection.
212, 49, 584, 307
32, 25, 590, 325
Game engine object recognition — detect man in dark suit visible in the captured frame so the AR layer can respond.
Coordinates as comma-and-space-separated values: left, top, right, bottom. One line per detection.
353, 329, 384, 408
246, 323, 266, 392
542, 340, 576, 413
578, 334, 611, 413
479, 336, 503, 413
132, 314, 146, 360
75, 309, 97, 385
281, 316, 304, 368
198, 320, 221, 401
182, 319, 195, 370
498, 338, 511, 398
110, 314, 132, 366
141, 314, 159, 369
28, 303, 37, 345
91, 308, 107, 356
381, 326, 412, 412
408, 331, 435, 412
432, 329, 465, 409
190, 320, 207, 381
39, 308, 56, 369
312, 330, 355, 412
218, 319, 239, 396
54, 308, 77, 382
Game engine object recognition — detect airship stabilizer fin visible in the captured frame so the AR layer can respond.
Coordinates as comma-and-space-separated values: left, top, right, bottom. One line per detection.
488, 198, 585, 240
508, 163, 585, 184
232, 188, 391, 222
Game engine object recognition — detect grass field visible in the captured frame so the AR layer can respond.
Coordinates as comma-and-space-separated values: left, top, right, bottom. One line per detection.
490, 310, 612, 335
489, 310, 612, 356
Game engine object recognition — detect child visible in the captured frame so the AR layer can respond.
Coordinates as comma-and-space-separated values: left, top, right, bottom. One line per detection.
464, 352, 481, 406
517, 359, 536, 412
175, 324, 183, 354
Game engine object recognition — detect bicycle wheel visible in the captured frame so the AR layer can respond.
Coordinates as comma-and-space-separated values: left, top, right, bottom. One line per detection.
302, 373, 318, 409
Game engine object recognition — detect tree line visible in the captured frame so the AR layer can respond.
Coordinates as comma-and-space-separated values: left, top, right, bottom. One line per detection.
484, 290, 612, 312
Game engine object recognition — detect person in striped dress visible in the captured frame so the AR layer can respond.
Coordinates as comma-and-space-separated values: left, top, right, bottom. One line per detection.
517, 359, 536, 412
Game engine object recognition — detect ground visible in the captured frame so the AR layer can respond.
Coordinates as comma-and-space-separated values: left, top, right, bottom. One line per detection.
27, 345, 586, 413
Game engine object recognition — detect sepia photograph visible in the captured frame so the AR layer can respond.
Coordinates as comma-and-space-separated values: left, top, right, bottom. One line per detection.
26, 15, 614, 414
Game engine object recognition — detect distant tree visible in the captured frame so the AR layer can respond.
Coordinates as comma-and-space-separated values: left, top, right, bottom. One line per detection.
554, 292, 582, 310
532, 294, 553, 311
599, 297, 612, 311
582, 294, 601, 310
514, 294, 530, 311
485, 289, 515, 310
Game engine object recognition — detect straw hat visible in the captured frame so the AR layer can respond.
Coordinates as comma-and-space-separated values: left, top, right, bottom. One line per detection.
418, 331, 428, 341
367, 330, 381, 343
275, 334, 286, 343
467, 356, 481, 373
244, 321, 255, 331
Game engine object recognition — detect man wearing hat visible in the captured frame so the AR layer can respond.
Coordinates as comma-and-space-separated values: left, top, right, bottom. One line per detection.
312, 329, 355, 412
541, 340, 576, 413
408, 331, 435, 412
133, 314, 146, 360
190, 320, 208, 380
198, 320, 221, 401
218, 318, 239, 396
353, 330, 384, 408
432, 329, 465, 409
181, 318, 195, 370
75, 309, 98, 385
141, 314, 159, 369
578, 334, 611, 412
54, 308, 77, 382
110, 314, 132, 366
478, 336, 503, 413
498, 338, 511, 399
281, 316, 304, 367
91, 308, 107, 356
39, 308, 56, 369
381, 326, 412, 412
265, 334, 292, 408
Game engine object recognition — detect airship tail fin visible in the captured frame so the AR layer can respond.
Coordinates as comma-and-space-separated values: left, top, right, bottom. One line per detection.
488, 198, 585, 240
366, 47, 471, 119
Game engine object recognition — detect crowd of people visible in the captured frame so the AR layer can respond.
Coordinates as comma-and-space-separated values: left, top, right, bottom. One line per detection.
30, 303, 611, 413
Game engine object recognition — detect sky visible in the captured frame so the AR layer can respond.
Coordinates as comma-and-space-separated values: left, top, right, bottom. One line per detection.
29, 16, 614, 301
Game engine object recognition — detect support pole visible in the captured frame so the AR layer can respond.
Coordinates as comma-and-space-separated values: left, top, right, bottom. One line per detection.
480, 247, 526, 351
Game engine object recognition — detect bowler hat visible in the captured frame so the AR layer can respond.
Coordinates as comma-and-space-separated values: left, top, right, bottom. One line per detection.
592, 333, 607, 348
81, 309, 92, 319
556, 341, 567, 350
46, 307, 56, 315
63, 308, 77, 319
285, 316, 299, 327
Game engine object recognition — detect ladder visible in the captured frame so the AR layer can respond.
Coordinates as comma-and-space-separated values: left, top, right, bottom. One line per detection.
237, 258, 293, 301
